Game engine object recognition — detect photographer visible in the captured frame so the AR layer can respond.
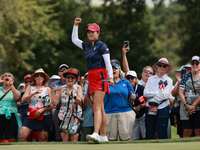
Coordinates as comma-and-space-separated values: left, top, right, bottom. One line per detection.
0, 72, 21, 142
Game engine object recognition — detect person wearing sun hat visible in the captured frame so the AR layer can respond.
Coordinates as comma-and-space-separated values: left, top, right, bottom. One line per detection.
179, 55, 200, 138
52, 68, 83, 142
144, 57, 173, 139
19, 68, 54, 142
72, 18, 114, 143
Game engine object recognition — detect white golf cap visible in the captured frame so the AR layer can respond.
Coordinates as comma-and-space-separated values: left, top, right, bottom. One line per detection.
126, 70, 137, 78
50, 75, 61, 80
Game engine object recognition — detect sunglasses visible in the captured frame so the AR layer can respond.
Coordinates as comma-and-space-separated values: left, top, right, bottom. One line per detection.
25, 80, 32, 83
143, 70, 153, 74
126, 76, 135, 80
191, 61, 199, 65
66, 75, 76, 79
60, 69, 68, 72
34, 74, 45, 77
111, 63, 119, 68
157, 64, 168, 68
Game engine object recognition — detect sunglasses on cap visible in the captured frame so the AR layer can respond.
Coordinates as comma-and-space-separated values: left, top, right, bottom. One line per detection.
66, 75, 76, 79
157, 64, 168, 68
126, 76, 135, 80
34, 74, 45, 77
191, 61, 199, 66
25, 80, 32, 83
143, 70, 153, 74
112, 63, 119, 67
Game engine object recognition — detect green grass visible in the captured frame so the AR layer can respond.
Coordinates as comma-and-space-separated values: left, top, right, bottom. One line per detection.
1, 127, 199, 150
1, 141, 200, 150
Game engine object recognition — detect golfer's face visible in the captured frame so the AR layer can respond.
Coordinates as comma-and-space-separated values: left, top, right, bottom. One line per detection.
87, 30, 99, 42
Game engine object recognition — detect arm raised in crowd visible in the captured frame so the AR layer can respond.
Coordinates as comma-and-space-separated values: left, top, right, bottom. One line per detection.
171, 73, 181, 97
122, 45, 130, 74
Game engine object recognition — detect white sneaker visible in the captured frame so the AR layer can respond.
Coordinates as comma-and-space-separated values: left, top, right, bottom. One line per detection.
99, 135, 109, 142
86, 133, 100, 143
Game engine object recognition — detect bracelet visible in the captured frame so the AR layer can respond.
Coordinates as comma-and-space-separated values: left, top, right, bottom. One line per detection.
177, 83, 180, 86
184, 102, 188, 107
140, 104, 143, 108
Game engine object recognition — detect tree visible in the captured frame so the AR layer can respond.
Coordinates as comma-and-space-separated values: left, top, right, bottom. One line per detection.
177, 0, 200, 64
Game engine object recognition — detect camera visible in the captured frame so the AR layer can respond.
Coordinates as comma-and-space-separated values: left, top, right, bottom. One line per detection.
181, 68, 186, 78
124, 41, 130, 51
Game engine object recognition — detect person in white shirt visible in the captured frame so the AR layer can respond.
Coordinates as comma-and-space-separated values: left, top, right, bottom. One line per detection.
144, 58, 173, 139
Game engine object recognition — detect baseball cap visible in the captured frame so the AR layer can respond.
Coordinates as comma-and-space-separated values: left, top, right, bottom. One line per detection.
126, 70, 137, 78
59, 64, 69, 71
85, 23, 101, 32
191, 56, 200, 62
63, 68, 79, 78
24, 74, 31, 81
50, 75, 61, 80
17, 83, 25, 90
183, 63, 191, 68
111, 59, 120, 69
175, 66, 185, 73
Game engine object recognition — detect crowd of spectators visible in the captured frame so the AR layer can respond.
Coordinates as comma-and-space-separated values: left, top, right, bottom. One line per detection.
0, 17, 200, 143
0, 55, 200, 143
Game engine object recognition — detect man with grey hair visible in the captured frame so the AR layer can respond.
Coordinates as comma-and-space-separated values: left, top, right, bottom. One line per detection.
138, 66, 154, 87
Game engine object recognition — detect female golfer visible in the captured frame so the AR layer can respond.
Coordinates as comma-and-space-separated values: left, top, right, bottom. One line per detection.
72, 18, 114, 142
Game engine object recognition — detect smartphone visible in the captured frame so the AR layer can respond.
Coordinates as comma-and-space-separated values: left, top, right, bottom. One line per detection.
124, 41, 130, 51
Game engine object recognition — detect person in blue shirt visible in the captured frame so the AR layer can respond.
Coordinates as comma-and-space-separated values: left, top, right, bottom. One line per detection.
72, 18, 114, 142
104, 59, 136, 141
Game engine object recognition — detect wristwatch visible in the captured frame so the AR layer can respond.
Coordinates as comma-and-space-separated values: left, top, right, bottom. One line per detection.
184, 102, 188, 107
140, 104, 143, 108
73, 96, 77, 99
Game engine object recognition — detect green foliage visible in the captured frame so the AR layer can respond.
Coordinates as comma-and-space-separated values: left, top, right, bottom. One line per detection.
145, 2, 186, 81
177, 0, 200, 64
0, 0, 199, 86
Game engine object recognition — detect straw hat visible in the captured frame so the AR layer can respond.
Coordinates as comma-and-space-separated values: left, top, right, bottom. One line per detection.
152, 58, 173, 74
30, 68, 49, 84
